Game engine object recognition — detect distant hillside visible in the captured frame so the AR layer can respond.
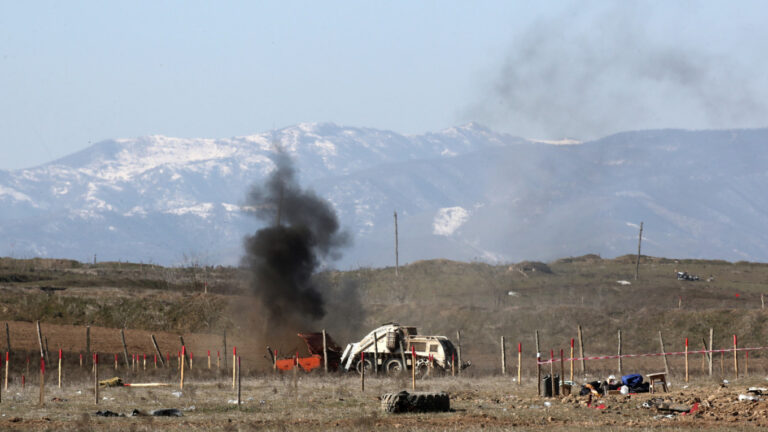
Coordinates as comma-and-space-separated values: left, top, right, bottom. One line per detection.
1, 124, 768, 268
2, 256, 767, 372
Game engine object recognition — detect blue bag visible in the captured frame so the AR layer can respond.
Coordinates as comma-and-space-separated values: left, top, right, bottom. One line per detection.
622, 374, 643, 387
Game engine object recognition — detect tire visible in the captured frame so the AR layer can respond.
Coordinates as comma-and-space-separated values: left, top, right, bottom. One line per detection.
355, 358, 373, 375
381, 391, 450, 413
384, 358, 405, 375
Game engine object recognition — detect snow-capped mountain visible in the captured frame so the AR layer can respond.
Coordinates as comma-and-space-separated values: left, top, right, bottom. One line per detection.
1, 123, 767, 268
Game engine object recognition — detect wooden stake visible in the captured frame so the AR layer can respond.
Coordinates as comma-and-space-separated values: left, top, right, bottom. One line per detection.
634, 221, 643, 280
44, 337, 50, 367
217, 351, 220, 369
456, 330, 462, 375
180, 346, 185, 390
684, 338, 689, 383
39, 358, 44, 406
208, 350, 211, 369
232, 347, 237, 388
360, 351, 365, 392
549, 350, 555, 397
709, 328, 714, 377
5, 323, 10, 355
322, 329, 328, 374
517, 342, 522, 386
179, 336, 190, 366
35, 321, 45, 362
237, 356, 242, 406
394, 211, 399, 277
373, 332, 379, 376
577, 325, 586, 375
143, 353, 146, 371
733, 334, 738, 379
120, 328, 130, 367
58, 349, 62, 388
535, 330, 541, 396
762, 293, 765, 309
411, 345, 416, 391
222, 331, 227, 372
94, 353, 98, 404
4, 351, 8, 391
85, 326, 90, 361
151, 334, 165, 367
451, 353, 455, 377
746, 351, 750, 377
189, 352, 193, 370
617, 329, 622, 375
658, 331, 669, 375
273, 349, 278, 372
569, 338, 574, 382
500, 336, 506, 376
721, 350, 724, 376
559, 349, 564, 388
678, 296, 682, 309
114, 354, 118, 370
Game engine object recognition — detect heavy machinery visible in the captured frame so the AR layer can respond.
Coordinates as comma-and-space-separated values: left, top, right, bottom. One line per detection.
270, 332, 342, 372
340, 323, 469, 375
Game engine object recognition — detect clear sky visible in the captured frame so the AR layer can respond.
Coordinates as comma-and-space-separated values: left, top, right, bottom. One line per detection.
1, 1, 766, 170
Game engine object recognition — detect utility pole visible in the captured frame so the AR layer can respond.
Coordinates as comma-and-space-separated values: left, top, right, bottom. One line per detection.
394, 211, 399, 277
634, 222, 644, 281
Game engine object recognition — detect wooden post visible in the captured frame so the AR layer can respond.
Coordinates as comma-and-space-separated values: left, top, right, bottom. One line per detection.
208, 350, 211, 369
762, 293, 765, 309
373, 332, 379, 376
151, 335, 165, 367
569, 338, 574, 382
394, 211, 399, 277
634, 221, 643, 280
85, 326, 90, 361
232, 347, 237, 388
322, 329, 328, 374
451, 353, 455, 377
39, 358, 44, 406
678, 296, 682, 309
179, 336, 190, 366
559, 349, 564, 387
535, 330, 541, 396
746, 351, 750, 377
360, 351, 365, 392
517, 342, 522, 385
80, 353, 83, 368
549, 350, 555, 397
701, 340, 707, 373
658, 331, 669, 375
273, 349, 277, 372
35, 321, 45, 362
617, 329, 622, 375
120, 328, 130, 367
143, 353, 146, 371
684, 338, 689, 383
709, 328, 714, 377
180, 346, 185, 390
721, 350, 724, 376
500, 336, 506, 376
4, 351, 8, 391
237, 356, 242, 407
217, 351, 221, 369
577, 325, 585, 374
411, 345, 416, 391
44, 337, 50, 367
456, 330, 462, 375
222, 331, 227, 372
189, 352, 192, 370
733, 334, 738, 379
93, 353, 98, 404
5, 323, 10, 355
58, 349, 62, 388
114, 354, 118, 370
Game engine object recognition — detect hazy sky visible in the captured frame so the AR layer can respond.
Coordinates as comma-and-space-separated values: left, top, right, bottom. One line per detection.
1, 1, 766, 169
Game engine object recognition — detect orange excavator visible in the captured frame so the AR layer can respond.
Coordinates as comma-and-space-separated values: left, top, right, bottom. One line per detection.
271, 332, 342, 372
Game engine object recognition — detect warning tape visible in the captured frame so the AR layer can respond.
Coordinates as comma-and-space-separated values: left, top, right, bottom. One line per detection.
536, 345, 768, 365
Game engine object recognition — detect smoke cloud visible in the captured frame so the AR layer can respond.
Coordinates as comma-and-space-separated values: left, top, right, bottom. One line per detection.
468, 5, 768, 140
242, 149, 350, 331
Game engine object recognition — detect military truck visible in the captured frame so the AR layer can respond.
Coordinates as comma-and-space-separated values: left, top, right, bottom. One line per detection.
340, 323, 469, 375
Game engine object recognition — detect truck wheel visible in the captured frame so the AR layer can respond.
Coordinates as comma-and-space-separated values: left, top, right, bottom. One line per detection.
384, 358, 405, 375
355, 358, 373, 375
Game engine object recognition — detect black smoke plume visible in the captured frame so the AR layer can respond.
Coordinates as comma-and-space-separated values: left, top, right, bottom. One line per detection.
242, 149, 350, 329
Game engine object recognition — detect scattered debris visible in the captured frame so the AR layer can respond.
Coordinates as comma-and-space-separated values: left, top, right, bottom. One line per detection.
616, 280, 631, 286
99, 377, 124, 387
676, 271, 699, 281
95, 410, 123, 417
739, 394, 759, 402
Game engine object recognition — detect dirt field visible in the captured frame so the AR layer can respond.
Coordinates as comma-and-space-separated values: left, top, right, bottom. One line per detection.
1, 372, 768, 431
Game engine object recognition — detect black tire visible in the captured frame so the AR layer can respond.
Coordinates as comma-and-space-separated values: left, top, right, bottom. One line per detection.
384, 358, 405, 375
355, 358, 373, 375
